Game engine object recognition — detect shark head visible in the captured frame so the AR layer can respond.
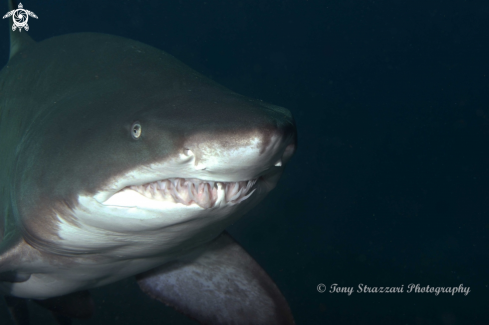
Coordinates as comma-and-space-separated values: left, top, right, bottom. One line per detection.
9, 34, 296, 259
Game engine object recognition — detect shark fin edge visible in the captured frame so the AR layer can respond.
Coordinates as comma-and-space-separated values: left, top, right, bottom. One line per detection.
136, 231, 295, 325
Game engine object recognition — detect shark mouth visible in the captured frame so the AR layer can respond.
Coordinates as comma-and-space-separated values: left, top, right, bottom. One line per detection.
126, 178, 258, 209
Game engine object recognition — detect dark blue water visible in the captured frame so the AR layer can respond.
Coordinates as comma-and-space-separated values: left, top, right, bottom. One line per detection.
1, 0, 488, 324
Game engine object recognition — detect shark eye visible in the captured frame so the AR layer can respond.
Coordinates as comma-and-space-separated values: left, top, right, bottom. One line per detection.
131, 121, 142, 139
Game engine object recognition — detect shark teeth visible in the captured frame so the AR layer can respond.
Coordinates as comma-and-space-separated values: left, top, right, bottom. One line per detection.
127, 178, 257, 209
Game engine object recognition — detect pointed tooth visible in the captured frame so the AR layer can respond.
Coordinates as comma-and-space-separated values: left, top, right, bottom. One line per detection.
170, 186, 178, 201
179, 181, 190, 204
210, 183, 218, 201
243, 180, 253, 193
188, 183, 198, 202
170, 184, 185, 204
204, 184, 209, 200
144, 185, 152, 198
226, 182, 240, 200
236, 189, 256, 203
228, 187, 245, 202
206, 184, 216, 208
198, 183, 205, 194
214, 182, 226, 206
246, 179, 257, 192
198, 184, 211, 208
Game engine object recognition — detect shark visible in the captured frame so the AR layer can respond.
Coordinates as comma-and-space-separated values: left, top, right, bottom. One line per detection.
0, 0, 297, 324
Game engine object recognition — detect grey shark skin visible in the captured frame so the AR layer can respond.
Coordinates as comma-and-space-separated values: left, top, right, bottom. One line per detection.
0, 1, 296, 324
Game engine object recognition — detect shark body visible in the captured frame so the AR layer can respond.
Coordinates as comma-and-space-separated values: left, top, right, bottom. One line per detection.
0, 1, 296, 324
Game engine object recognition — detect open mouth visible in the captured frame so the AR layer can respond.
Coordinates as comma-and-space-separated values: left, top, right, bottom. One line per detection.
125, 178, 258, 209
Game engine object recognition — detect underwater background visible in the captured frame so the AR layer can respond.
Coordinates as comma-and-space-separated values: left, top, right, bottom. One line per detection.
1, 0, 488, 324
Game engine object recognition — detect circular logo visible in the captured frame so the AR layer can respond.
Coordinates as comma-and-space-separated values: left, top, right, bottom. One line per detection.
317, 283, 327, 293
13, 9, 28, 28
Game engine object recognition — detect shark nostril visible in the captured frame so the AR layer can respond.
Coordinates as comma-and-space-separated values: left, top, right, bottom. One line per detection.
183, 148, 193, 156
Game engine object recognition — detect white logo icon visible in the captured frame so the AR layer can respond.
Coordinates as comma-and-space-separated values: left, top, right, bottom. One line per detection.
3, 3, 38, 32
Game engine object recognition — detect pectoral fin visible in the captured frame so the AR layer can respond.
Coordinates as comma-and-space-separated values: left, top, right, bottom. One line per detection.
136, 232, 295, 325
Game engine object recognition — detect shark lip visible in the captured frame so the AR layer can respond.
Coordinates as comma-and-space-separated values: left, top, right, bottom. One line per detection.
113, 178, 258, 209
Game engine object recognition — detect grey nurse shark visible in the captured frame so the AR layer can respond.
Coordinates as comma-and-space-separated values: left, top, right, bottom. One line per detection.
0, 0, 296, 324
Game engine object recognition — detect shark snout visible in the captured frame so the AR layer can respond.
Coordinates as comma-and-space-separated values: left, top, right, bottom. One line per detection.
180, 105, 297, 180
